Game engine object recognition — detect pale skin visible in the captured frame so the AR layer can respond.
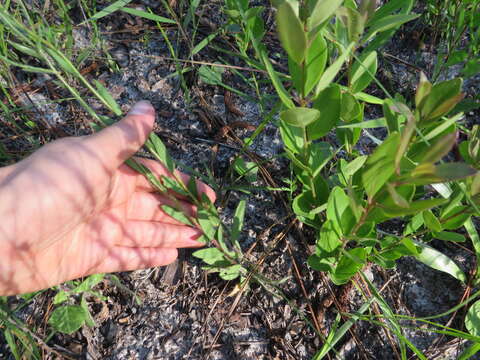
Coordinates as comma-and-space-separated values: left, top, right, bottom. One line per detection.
0, 101, 215, 296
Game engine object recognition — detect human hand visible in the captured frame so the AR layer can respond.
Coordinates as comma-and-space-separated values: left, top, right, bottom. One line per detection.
0, 101, 215, 296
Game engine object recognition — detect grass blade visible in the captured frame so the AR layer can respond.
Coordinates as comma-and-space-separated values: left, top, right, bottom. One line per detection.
120, 7, 175, 24
85, 0, 133, 22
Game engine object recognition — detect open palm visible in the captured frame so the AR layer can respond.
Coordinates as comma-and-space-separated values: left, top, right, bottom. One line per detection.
0, 101, 214, 296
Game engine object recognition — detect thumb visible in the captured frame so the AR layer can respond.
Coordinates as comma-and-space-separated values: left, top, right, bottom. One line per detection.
85, 101, 155, 168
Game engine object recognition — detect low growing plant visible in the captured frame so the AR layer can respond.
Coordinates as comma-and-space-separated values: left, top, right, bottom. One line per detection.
2, 0, 480, 357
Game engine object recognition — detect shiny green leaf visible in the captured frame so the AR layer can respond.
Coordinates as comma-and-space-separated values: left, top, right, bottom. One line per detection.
386, 183, 409, 208
338, 6, 366, 42
145, 134, 175, 172
120, 7, 175, 23
161, 205, 194, 226
231, 200, 246, 247
93, 80, 122, 116
420, 78, 463, 122
466, 300, 480, 337
433, 231, 466, 243
260, 49, 295, 109
308, 0, 343, 30
421, 133, 457, 164
276, 1, 307, 64
362, 133, 400, 198
423, 210, 442, 232
315, 43, 354, 95
364, 13, 419, 40
415, 72, 432, 108
308, 85, 341, 139
304, 33, 328, 95
331, 248, 366, 285
280, 107, 321, 128
349, 51, 378, 93
414, 241, 466, 282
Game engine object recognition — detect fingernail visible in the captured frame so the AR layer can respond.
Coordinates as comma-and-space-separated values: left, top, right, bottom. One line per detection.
184, 229, 205, 247
128, 101, 155, 116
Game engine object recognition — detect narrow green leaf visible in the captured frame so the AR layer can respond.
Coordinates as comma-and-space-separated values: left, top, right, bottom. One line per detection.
3, 330, 21, 360
424, 112, 463, 141
191, 31, 220, 56
145, 133, 175, 172
344, 155, 367, 178
404, 213, 424, 235
415, 72, 432, 108
413, 241, 466, 283
7, 55, 49, 76
362, 132, 400, 198
231, 200, 246, 247
126, 159, 166, 192
434, 163, 477, 182
409, 163, 477, 185
428, 94, 465, 121
197, 209, 217, 241
45, 48, 78, 75
313, 301, 372, 359
86, 0, 133, 22
441, 205, 471, 230
161, 205, 194, 226
420, 78, 463, 122
309, 0, 343, 30
120, 7, 175, 24
433, 231, 466, 243
304, 33, 328, 95
276, 1, 307, 64
354, 91, 384, 104
458, 342, 480, 360
93, 80, 122, 116
382, 198, 447, 217
315, 43, 354, 95
260, 49, 295, 109
387, 183, 409, 208
421, 132, 457, 164
338, 117, 386, 129
337, 6, 366, 43
8, 40, 40, 58
349, 51, 378, 93
364, 13, 420, 39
